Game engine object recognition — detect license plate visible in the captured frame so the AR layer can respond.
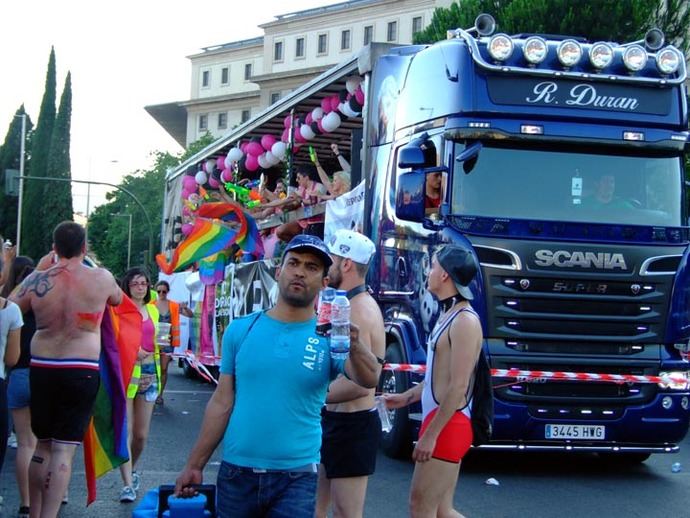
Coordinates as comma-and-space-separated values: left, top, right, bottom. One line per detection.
545, 424, 605, 440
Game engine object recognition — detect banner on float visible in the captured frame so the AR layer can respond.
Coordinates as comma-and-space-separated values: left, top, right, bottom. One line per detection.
324, 180, 365, 244
214, 260, 279, 353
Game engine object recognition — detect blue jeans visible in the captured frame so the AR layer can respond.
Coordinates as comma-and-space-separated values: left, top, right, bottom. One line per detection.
216, 461, 317, 518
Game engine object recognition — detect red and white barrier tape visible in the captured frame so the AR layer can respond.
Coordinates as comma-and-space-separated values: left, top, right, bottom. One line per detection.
383, 363, 687, 386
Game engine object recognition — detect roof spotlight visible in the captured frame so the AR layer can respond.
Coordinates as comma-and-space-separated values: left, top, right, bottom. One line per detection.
557, 39, 582, 67
589, 42, 614, 69
488, 34, 514, 61
623, 44, 648, 71
523, 36, 548, 64
656, 47, 681, 75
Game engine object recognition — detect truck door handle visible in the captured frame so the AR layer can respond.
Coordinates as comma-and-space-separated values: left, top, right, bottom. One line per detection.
397, 257, 409, 288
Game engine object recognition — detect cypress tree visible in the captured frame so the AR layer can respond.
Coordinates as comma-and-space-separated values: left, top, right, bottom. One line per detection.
42, 72, 74, 243
0, 105, 33, 242
23, 47, 56, 260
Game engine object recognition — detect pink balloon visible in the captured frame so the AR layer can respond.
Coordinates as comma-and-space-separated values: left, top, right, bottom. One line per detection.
240, 141, 248, 153
181, 189, 191, 200
216, 156, 226, 171
330, 95, 340, 112
245, 154, 259, 172
246, 141, 264, 157
283, 114, 294, 129
317, 119, 326, 134
182, 176, 197, 191
181, 223, 194, 236
221, 168, 234, 183
355, 87, 365, 105
305, 113, 313, 125
281, 128, 290, 142
294, 129, 306, 143
261, 134, 277, 151
320, 97, 331, 112
182, 207, 191, 217
208, 177, 220, 189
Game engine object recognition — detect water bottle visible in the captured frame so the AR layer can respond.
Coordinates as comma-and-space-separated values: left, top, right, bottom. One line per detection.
375, 396, 392, 433
316, 287, 336, 336
330, 290, 351, 359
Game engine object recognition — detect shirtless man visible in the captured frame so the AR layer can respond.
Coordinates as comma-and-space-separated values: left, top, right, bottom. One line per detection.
384, 245, 482, 518
11, 221, 122, 518
315, 230, 385, 518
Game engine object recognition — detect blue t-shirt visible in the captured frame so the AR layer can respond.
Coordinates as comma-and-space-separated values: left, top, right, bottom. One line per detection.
220, 311, 345, 469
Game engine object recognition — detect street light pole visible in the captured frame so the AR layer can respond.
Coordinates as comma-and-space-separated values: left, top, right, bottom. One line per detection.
111, 213, 132, 269
15, 113, 26, 253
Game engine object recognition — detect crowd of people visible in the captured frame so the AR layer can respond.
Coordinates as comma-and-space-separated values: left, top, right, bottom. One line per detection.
0, 200, 481, 518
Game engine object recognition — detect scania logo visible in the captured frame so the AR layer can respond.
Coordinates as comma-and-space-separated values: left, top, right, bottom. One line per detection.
534, 249, 627, 270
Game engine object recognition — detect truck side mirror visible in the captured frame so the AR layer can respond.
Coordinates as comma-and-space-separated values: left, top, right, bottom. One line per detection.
398, 146, 426, 169
395, 170, 426, 222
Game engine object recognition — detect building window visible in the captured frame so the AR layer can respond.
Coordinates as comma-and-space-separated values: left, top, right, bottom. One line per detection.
201, 70, 210, 88
387, 21, 397, 42
364, 25, 373, 45
270, 92, 281, 105
218, 112, 227, 130
412, 16, 423, 35
199, 114, 208, 131
274, 40, 284, 62
341, 29, 351, 50
317, 33, 328, 55
221, 67, 229, 85
244, 63, 252, 80
296, 37, 305, 58
241, 109, 251, 123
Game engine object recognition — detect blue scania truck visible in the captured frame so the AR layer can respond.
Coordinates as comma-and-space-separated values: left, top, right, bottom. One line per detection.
369, 15, 690, 461
163, 14, 689, 462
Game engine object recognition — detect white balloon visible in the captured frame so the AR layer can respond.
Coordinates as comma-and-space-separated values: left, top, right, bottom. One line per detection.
300, 124, 316, 140
271, 141, 287, 160
257, 153, 271, 169
321, 111, 342, 132
311, 107, 324, 121
265, 151, 280, 166
227, 147, 243, 163
205, 159, 216, 174
345, 76, 362, 94
195, 170, 208, 185
339, 102, 358, 118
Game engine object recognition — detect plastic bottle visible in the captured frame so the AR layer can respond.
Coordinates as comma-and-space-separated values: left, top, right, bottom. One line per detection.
375, 396, 392, 433
316, 287, 336, 336
330, 290, 351, 359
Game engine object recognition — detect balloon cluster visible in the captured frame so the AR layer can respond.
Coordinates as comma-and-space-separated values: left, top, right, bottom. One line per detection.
178, 75, 365, 222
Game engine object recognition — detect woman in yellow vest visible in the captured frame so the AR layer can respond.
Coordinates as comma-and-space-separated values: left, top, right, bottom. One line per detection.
153, 280, 193, 406
118, 267, 161, 503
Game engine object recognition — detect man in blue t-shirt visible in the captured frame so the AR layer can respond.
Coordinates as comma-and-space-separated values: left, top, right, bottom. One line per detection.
175, 234, 380, 517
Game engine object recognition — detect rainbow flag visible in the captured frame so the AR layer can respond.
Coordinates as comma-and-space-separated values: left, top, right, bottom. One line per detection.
157, 202, 264, 284
83, 295, 141, 505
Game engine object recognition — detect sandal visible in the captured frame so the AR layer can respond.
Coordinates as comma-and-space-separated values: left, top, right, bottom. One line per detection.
155, 396, 164, 405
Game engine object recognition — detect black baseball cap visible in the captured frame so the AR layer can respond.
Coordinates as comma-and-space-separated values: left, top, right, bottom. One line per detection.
436, 245, 478, 300
282, 234, 333, 268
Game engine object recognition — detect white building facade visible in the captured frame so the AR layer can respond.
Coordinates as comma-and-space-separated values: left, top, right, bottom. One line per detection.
146, 0, 453, 147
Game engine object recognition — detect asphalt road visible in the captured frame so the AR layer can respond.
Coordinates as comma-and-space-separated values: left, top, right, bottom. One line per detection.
2, 366, 688, 517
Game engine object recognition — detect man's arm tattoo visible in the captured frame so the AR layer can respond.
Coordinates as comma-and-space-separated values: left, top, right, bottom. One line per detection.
16, 267, 66, 298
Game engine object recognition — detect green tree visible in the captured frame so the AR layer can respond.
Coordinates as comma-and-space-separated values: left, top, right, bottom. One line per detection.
88, 133, 215, 278
23, 48, 56, 260
414, 0, 689, 53
41, 72, 74, 245
0, 105, 33, 241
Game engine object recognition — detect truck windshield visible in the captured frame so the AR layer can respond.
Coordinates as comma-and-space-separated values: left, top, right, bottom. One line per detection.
450, 143, 684, 227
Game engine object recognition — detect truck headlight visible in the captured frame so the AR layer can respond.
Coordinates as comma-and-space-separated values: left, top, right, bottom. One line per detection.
589, 42, 614, 69
658, 371, 690, 390
488, 34, 514, 61
557, 39, 582, 67
623, 44, 648, 72
656, 47, 681, 74
523, 36, 547, 64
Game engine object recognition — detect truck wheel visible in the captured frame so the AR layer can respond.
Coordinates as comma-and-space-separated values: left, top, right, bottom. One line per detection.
379, 341, 413, 459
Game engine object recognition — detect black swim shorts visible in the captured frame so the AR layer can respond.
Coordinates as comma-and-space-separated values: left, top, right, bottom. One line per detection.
320, 407, 381, 479
30, 358, 100, 444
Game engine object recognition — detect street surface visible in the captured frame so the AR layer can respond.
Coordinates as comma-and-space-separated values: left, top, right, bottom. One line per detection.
2, 365, 688, 517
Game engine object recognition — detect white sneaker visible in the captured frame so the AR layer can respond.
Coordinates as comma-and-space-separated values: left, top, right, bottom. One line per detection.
132, 471, 141, 492
7, 433, 17, 449
119, 486, 136, 503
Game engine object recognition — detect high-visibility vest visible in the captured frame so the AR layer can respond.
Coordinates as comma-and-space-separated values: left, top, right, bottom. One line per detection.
126, 304, 162, 399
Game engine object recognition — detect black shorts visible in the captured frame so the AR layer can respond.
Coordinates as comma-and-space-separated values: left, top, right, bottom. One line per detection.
320, 407, 381, 479
30, 361, 100, 444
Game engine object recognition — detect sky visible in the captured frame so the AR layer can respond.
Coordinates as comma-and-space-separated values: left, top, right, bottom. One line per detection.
1, 0, 341, 214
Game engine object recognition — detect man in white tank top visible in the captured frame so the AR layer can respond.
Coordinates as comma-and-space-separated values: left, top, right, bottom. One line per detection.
384, 245, 483, 517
